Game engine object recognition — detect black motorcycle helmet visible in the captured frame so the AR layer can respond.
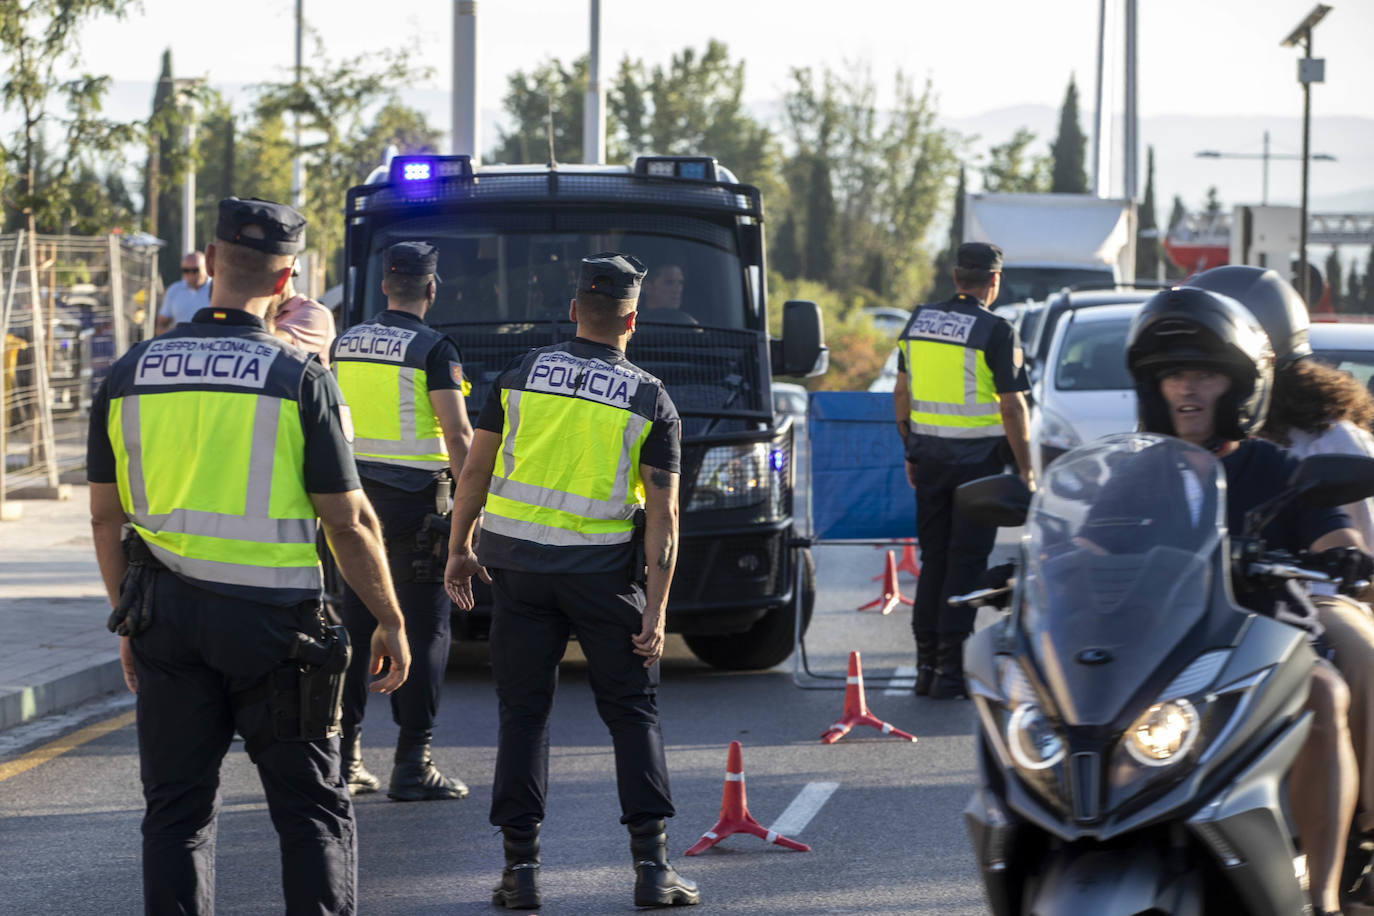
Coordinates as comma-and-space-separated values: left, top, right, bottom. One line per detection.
1186, 265, 1312, 366
1125, 286, 1275, 442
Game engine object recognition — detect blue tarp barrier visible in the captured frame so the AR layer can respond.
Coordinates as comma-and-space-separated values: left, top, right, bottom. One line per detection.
807, 391, 913, 541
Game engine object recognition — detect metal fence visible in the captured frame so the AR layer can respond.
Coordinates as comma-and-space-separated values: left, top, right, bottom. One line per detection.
0, 231, 160, 495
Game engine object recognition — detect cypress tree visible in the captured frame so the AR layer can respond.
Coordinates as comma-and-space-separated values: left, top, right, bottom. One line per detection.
1050, 76, 1088, 194
929, 165, 966, 301
1324, 248, 1343, 312
1364, 247, 1374, 314
1136, 146, 1159, 281
802, 153, 835, 283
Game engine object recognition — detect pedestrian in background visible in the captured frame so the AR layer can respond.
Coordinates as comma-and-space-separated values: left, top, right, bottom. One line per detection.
87, 196, 410, 915
892, 242, 1033, 699
155, 250, 211, 333
444, 252, 700, 909
331, 241, 473, 801
272, 262, 338, 367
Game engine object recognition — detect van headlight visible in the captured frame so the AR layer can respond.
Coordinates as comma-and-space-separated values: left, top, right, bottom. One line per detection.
687, 441, 787, 516
1124, 699, 1199, 766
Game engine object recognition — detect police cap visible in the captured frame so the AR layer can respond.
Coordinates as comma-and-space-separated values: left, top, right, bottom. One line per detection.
215, 197, 306, 255
384, 241, 441, 279
579, 252, 647, 299
957, 242, 1004, 272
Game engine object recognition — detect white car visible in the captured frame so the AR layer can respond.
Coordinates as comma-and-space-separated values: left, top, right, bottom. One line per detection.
1029, 302, 1145, 480
1308, 321, 1374, 395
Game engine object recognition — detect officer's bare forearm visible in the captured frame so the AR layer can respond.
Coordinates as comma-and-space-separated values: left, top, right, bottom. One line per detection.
999, 392, 1033, 477
893, 371, 911, 441
444, 430, 471, 485
449, 429, 500, 551
641, 466, 679, 614
312, 490, 406, 631
431, 389, 474, 484
89, 482, 128, 607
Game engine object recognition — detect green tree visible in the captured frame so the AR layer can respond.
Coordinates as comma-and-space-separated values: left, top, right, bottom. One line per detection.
255, 41, 434, 286
233, 108, 293, 204
981, 128, 1049, 193
1, 0, 141, 236
1050, 76, 1087, 193
1203, 186, 1223, 219
928, 165, 967, 301
1325, 248, 1344, 312
490, 56, 588, 165
1136, 146, 1160, 281
1364, 247, 1374, 314
1348, 262, 1363, 314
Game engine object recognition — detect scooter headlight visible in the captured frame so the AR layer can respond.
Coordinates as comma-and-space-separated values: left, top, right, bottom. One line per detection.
1006, 703, 1066, 771
1124, 698, 1199, 766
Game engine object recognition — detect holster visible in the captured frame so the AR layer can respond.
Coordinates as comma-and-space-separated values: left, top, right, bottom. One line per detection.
388, 512, 451, 584
108, 534, 162, 637
235, 604, 352, 759
630, 507, 647, 586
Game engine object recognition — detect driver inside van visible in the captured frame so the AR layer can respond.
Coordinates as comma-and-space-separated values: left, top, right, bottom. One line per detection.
637, 261, 699, 325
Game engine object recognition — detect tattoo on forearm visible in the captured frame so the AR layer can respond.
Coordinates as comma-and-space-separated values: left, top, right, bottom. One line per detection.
649, 468, 672, 490
657, 537, 675, 571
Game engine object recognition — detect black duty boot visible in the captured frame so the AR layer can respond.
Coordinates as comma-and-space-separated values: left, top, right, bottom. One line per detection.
930, 636, 969, 700
913, 632, 937, 697
341, 730, 380, 796
388, 729, 468, 801
628, 818, 700, 908
492, 824, 542, 909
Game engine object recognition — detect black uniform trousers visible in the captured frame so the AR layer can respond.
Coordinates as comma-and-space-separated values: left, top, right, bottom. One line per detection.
130, 571, 355, 916
340, 479, 451, 739
911, 445, 1006, 640
487, 567, 674, 829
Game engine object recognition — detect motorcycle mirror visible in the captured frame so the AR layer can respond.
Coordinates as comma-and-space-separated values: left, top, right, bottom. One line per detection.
1290, 454, 1374, 509
956, 473, 1031, 528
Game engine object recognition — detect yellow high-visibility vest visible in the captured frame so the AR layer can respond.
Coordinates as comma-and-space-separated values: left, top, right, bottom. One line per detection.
106, 327, 322, 602
899, 302, 1004, 439
334, 314, 458, 470
481, 347, 655, 549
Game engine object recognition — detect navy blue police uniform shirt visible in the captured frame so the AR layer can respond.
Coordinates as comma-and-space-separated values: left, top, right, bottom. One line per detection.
329, 309, 467, 493
87, 307, 360, 494
474, 337, 681, 575
896, 294, 1030, 464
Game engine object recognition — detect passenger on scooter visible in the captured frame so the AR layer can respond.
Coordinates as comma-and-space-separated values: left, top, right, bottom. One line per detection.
1125, 285, 1374, 916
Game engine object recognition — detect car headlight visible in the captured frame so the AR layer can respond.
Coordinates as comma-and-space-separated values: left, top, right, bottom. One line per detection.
687, 441, 788, 515
1038, 406, 1082, 451
1124, 698, 1199, 766
1007, 703, 1067, 771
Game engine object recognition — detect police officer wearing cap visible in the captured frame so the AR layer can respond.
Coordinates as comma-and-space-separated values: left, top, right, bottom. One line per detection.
444, 253, 700, 909
331, 240, 474, 801
893, 242, 1033, 699
87, 197, 411, 915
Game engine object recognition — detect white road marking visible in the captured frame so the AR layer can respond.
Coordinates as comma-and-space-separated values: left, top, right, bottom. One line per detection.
883, 664, 918, 696
767, 781, 839, 837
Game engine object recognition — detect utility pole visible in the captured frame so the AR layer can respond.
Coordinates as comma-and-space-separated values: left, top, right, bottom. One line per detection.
452, 1, 479, 160
292, 0, 304, 212
1123, 0, 1138, 200
582, 0, 605, 164
1091, 0, 1106, 195
1194, 131, 1335, 206
1282, 4, 1331, 306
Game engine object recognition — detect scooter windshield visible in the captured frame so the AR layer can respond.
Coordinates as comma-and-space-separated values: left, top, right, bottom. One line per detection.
1020, 434, 1225, 727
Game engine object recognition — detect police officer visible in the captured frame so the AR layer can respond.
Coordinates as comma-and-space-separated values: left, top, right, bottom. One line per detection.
443, 253, 699, 909
892, 242, 1032, 699
331, 241, 474, 801
86, 197, 411, 915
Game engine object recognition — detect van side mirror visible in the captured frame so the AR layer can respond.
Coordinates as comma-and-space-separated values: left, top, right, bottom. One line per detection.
956, 474, 1031, 528
1292, 454, 1374, 508
773, 300, 828, 377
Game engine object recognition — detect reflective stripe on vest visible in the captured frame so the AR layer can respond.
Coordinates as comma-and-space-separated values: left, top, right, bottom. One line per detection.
108, 388, 321, 593
901, 337, 1004, 439
338, 361, 447, 468
480, 388, 650, 548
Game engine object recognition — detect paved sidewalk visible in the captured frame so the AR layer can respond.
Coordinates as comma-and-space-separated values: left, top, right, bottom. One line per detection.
0, 485, 125, 732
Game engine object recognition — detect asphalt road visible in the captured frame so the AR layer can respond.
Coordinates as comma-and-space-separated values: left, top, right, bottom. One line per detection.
0, 540, 1012, 915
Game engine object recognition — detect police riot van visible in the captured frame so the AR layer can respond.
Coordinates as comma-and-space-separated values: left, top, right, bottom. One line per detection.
340, 154, 826, 670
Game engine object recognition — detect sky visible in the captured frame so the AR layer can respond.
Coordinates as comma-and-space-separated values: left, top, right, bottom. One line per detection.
40, 0, 1374, 226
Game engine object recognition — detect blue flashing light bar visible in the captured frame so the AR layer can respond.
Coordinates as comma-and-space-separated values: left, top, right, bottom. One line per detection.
402, 161, 432, 181
388, 155, 474, 187
632, 156, 718, 182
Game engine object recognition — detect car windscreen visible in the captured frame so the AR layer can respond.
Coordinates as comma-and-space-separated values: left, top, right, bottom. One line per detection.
362, 219, 748, 331
1313, 348, 1374, 397
1053, 316, 1134, 391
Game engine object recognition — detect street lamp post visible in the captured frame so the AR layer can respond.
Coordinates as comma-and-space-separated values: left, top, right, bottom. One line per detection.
1281, 3, 1331, 305
1194, 131, 1335, 205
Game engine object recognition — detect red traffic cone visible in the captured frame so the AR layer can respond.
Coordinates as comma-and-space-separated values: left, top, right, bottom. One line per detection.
859, 550, 912, 615
821, 651, 918, 744
896, 539, 921, 578
683, 741, 811, 856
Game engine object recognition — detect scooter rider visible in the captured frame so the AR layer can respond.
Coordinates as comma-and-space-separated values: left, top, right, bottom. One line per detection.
1124, 284, 1374, 916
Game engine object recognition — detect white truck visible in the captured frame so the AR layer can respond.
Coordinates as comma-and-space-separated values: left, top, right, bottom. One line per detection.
963, 192, 1138, 306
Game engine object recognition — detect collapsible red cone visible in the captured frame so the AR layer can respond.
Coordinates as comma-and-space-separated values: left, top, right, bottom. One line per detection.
895, 540, 921, 578
858, 550, 912, 615
683, 741, 811, 856
821, 651, 918, 744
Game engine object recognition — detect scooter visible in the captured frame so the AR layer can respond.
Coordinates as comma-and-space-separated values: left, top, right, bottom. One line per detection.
956, 432, 1374, 916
